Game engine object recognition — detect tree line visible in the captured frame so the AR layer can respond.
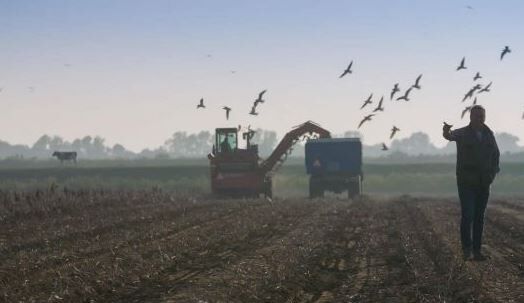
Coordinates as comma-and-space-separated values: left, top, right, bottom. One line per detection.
0, 130, 523, 160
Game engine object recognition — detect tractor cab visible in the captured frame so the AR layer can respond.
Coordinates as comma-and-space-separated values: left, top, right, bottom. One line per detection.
215, 128, 238, 154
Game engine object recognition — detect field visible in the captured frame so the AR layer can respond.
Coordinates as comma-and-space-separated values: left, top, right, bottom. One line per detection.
1, 161, 524, 195
1, 189, 523, 302
1, 162, 523, 302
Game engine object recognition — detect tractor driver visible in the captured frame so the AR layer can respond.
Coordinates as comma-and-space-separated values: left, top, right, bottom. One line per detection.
220, 136, 232, 153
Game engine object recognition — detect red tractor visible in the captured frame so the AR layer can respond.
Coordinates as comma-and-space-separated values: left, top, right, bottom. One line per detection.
207, 121, 331, 198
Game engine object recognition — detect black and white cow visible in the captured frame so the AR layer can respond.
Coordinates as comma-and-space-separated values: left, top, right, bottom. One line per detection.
52, 151, 77, 164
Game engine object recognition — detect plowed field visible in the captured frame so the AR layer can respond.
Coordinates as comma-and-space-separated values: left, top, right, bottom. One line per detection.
1, 190, 523, 302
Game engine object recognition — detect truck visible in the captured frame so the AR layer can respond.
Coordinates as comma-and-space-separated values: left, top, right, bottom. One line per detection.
207, 121, 331, 198
305, 137, 363, 199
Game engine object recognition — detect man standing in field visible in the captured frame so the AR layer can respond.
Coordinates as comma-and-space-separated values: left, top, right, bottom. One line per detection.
443, 105, 500, 261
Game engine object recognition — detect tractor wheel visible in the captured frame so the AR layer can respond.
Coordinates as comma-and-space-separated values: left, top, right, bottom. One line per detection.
264, 180, 273, 199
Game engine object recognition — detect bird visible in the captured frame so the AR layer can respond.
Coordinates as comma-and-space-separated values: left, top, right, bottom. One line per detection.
27, 86, 35, 93
462, 90, 474, 102
501, 46, 511, 60
390, 126, 400, 139
412, 74, 422, 89
473, 72, 482, 81
466, 5, 473, 9
478, 82, 492, 93
373, 96, 384, 112
357, 114, 375, 129
249, 105, 258, 116
339, 61, 353, 78
381, 143, 389, 151
223, 106, 231, 120
197, 98, 205, 109
461, 106, 472, 119
254, 89, 267, 107
462, 85, 481, 102
396, 87, 412, 101
360, 94, 373, 109
456, 57, 467, 71
390, 83, 400, 100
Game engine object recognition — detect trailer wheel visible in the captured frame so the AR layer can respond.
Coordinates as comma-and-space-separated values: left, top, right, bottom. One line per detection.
348, 176, 362, 199
309, 178, 324, 199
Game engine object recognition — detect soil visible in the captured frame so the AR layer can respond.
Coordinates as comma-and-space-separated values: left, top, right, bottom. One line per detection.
1, 191, 522, 302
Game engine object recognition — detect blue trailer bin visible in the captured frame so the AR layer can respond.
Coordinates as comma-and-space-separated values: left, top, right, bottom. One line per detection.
305, 138, 362, 198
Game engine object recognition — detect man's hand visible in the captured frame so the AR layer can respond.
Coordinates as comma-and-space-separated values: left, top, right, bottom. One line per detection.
443, 122, 453, 133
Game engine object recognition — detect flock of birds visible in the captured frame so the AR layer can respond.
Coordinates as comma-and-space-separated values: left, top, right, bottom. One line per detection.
197, 89, 267, 122
194, 46, 518, 152
345, 45, 516, 151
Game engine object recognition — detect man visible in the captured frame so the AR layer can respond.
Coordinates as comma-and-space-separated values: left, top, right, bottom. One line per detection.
220, 136, 232, 153
443, 105, 500, 261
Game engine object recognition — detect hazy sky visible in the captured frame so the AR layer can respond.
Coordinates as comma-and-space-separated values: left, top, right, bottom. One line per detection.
1, 0, 523, 152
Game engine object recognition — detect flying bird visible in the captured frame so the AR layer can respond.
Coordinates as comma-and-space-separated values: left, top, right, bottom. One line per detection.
396, 87, 412, 101
461, 106, 472, 119
223, 106, 231, 120
412, 74, 422, 89
478, 82, 492, 93
373, 96, 384, 112
381, 143, 389, 151
456, 57, 467, 71
339, 61, 353, 78
390, 83, 400, 100
357, 114, 375, 129
390, 126, 400, 139
360, 94, 373, 109
501, 46, 511, 60
254, 89, 267, 107
473, 72, 482, 81
462, 84, 481, 102
197, 98, 205, 109
249, 105, 258, 116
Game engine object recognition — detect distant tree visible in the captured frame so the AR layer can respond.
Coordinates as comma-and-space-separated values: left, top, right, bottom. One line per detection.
251, 129, 278, 157
164, 131, 212, 158
343, 130, 363, 139
495, 132, 523, 154
111, 143, 135, 158
391, 132, 439, 155
32, 135, 52, 156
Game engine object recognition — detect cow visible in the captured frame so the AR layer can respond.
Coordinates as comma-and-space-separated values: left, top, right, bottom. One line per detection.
52, 151, 77, 164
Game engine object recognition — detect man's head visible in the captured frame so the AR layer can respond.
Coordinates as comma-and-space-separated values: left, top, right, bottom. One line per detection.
470, 105, 486, 128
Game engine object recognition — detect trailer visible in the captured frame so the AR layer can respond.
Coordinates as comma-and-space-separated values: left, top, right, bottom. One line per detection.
305, 137, 363, 199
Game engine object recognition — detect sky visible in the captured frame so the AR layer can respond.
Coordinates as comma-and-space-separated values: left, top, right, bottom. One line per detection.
1, 0, 523, 152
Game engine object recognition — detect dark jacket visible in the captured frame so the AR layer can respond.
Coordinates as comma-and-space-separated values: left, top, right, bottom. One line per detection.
443, 124, 500, 187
